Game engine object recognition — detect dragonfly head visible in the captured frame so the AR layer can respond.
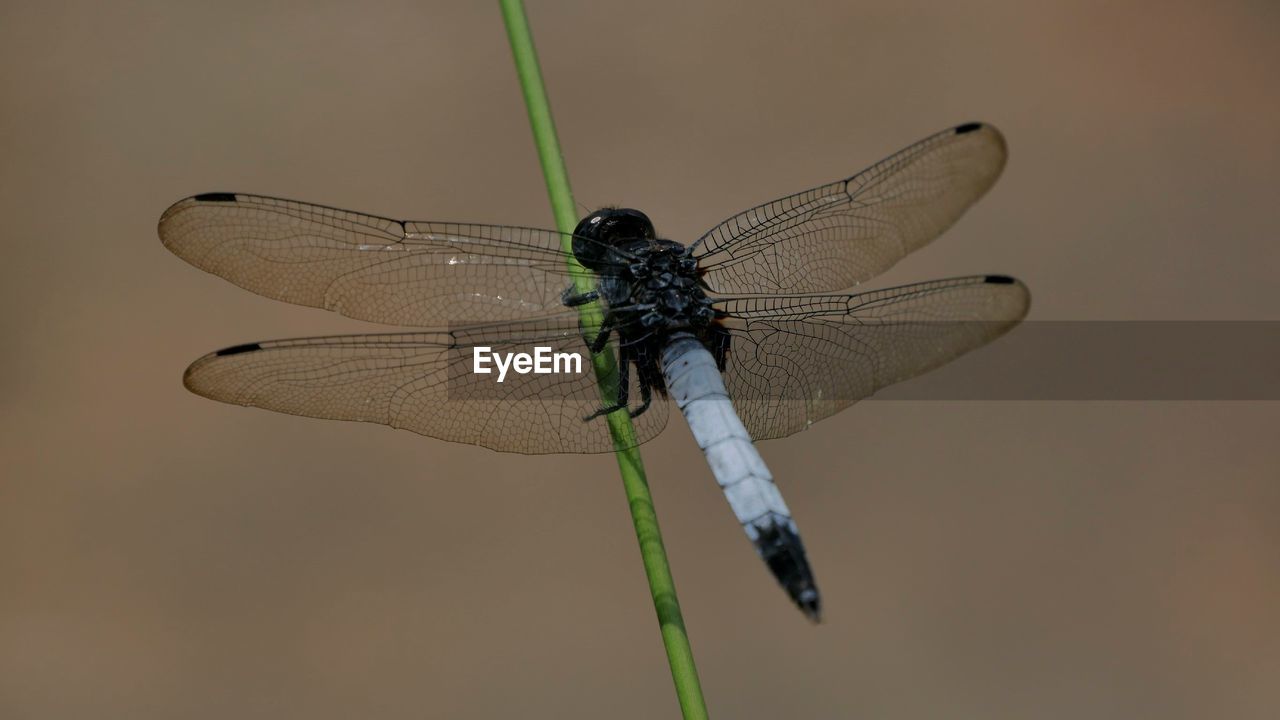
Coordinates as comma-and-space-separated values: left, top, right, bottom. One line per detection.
572, 208, 656, 271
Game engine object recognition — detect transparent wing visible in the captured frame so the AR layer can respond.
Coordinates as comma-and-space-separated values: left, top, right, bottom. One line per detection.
693, 123, 1008, 294
714, 275, 1030, 440
158, 193, 616, 327
182, 317, 668, 454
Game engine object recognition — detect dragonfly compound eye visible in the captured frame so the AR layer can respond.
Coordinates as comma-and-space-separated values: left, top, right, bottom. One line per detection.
573, 208, 653, 270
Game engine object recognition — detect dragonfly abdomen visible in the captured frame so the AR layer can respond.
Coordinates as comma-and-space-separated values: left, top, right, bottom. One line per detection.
660, 332, 821, 621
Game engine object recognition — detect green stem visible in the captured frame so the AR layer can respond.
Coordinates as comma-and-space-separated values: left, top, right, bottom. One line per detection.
498, 2, 709, 718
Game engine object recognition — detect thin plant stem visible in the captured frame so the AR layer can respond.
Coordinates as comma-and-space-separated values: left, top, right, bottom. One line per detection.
498, 2, 709, 718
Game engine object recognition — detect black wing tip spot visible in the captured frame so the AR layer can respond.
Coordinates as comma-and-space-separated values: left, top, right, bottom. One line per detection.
193, 192, 238, 202
955, 122, 984, 135
215, 342, 262, 357
984, 274, 1016, 285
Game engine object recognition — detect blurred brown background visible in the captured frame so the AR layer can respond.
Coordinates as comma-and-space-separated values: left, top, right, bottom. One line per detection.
2, 1, 1277, 718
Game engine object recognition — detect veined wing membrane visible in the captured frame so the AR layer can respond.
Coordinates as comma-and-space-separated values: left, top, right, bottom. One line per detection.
694, 123, 1007, 294
183, 317, 669, 454
715, 275, 1030, 440
159, 193, 610, 327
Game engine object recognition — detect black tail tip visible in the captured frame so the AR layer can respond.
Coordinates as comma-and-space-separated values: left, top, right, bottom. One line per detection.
751, 516, 823, 622
796, 587, 822, 623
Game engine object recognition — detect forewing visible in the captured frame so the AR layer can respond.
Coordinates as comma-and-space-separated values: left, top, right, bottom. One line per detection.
694, 123, 1007, 294
159, 193, 601, 326
715, 275, 1029, 439
182, 318, 668, 454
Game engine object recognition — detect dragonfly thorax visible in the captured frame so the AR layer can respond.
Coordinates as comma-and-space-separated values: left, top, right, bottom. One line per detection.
572, 208, 714, 331
625, 245, 714, 329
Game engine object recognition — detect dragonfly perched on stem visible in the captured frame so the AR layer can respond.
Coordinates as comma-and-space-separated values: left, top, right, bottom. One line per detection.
159, 122, 1029, 620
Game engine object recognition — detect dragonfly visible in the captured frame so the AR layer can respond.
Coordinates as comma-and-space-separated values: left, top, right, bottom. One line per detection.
159, 122, 1029, 621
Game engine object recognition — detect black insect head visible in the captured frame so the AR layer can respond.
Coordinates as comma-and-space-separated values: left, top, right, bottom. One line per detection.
571, 207, 656, 271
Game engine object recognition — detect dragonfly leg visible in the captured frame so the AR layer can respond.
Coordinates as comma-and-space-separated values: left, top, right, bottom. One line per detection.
561, 286, 600, 307
584, 314, 615, 354
629, 369, 652, 418
583, 345, 631, 422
